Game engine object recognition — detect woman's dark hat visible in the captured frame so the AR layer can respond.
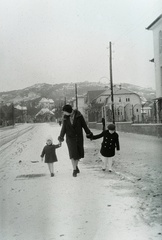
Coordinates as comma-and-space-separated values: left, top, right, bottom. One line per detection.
108, 124, 115, 130
62, 104, 73, 113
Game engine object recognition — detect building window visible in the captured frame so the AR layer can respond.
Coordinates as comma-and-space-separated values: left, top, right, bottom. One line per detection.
136, 109, 138, 112
119, 97, 121, 102
126, 98, 130, 102
159, 31, 162, 54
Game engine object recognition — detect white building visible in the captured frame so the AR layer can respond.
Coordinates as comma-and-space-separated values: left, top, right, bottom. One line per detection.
146, 14, 162, 122
94, 87, 142, 122
38, 98, 54, 109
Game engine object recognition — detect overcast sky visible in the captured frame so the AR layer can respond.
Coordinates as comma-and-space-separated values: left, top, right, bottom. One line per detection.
0, 0, 161, 92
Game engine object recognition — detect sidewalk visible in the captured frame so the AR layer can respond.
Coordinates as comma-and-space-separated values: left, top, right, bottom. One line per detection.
84, 129, 162, 226
0, 123, 162, 240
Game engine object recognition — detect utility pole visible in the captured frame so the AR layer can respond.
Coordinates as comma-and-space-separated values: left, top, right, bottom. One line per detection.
109, 41, 115, 124
12, 102, 15, 126
64, 97, 66, 105
75, 83, 78, 109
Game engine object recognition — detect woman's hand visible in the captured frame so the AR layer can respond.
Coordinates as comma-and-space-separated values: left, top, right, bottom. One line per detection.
58, 136, 64, 142
86, 132, 93, 140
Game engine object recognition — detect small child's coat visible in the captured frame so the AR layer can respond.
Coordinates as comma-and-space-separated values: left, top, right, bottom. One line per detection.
92, 129, 120, 157
41, 143, 60, 163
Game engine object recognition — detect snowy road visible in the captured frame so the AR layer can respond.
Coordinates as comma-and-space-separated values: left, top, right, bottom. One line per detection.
0, 123, 161, 240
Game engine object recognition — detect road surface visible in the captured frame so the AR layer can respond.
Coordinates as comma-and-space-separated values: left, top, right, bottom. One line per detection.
0, 123, 162, 240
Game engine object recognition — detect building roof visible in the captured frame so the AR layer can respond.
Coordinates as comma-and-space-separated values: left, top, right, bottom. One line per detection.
86, 90, 105, 103
154, 97, 162, 100
35, 108, 54, 116
146, 14, 162, 30
39, 98, 54, 103
92, 87, 141, 104
96, 87, 137, 98
49, 99, 54, 103
113, 87, 134, 95
15, 105, 27, 110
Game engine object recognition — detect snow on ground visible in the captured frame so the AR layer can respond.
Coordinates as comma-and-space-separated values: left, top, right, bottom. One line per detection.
0, 123, 162, 240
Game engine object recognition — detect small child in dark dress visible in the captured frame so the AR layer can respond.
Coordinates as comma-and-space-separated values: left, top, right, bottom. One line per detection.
41, 136, 61, 177
89, 123, 120, 172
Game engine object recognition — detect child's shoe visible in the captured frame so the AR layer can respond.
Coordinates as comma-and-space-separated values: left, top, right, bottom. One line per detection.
102, 168, 106, 171
51, 173, 54, 177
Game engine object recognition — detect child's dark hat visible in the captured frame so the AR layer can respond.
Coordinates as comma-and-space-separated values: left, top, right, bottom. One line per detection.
108, 124, 116, 130
62, 104, 73, 113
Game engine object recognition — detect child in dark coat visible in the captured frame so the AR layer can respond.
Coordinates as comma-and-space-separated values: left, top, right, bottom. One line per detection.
88, 124, 120, 172
41, 136, 61, 177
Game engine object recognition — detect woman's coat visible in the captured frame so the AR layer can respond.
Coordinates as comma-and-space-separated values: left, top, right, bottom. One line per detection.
58, 110, 92, 160
92, 130, 120, 157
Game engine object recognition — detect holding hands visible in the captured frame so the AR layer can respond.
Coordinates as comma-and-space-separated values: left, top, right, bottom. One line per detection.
86, 132, 93, 140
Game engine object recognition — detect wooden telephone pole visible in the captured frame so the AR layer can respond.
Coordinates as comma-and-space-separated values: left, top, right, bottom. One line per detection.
75, 83, 78, 109
109, 41, 115, 124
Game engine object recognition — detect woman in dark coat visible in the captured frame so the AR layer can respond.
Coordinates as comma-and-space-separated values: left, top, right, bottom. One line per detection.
88, 123, 120, 172
58, 104, 93, 177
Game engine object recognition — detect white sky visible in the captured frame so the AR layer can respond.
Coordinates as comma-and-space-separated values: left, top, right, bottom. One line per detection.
0, 0, 161, 91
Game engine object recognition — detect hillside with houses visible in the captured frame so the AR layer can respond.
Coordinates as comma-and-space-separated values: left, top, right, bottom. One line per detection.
0, 82, 156, 126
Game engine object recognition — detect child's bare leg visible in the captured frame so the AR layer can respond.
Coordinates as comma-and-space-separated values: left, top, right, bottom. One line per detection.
47, 163, 54, 176
103, 157, 108, 170
50, 163, 54, 174
108, 158, 112, 172
47, 163, 51, 173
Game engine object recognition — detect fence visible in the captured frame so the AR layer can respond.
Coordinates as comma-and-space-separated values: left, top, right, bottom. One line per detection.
88, 122, 162, 138
87, 100, 159, 124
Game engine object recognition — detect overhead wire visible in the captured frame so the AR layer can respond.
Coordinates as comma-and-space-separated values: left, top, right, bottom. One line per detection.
113, 5, 161, 48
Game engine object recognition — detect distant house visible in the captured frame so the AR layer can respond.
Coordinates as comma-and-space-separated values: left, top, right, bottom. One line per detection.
38, 98, 54, 109
71, 95, 85, 116
83, 89, 105, 122
14, 105, 27, 111
35, 108, 54, 122
68, 90, 105, 122
85, 90, 105, 105
146, 14, 162, 123
92, 86, 142, 123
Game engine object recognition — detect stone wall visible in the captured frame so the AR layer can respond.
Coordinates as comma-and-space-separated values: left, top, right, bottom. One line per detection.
88, 122, 162, 138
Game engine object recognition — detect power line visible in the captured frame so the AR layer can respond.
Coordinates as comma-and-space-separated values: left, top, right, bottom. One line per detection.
113, 8, 161, 46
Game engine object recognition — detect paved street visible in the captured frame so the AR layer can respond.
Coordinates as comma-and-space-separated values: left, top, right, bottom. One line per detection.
0, 123, 162, 240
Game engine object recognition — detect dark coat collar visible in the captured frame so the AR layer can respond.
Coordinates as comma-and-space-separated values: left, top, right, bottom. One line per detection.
63, 109, 82, 120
